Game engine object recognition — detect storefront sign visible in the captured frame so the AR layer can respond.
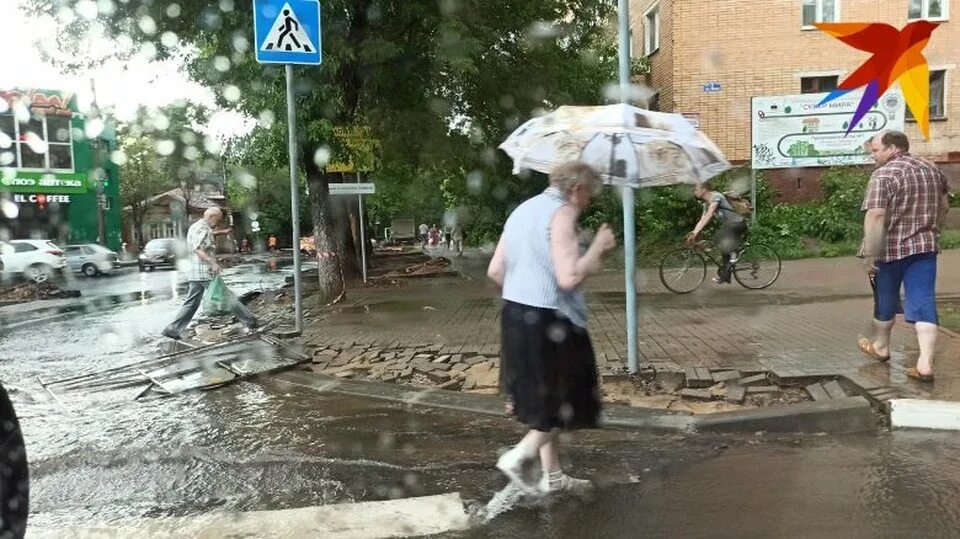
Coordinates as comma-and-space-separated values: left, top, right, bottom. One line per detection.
751, 90, 906, 170
0, 89, 75, 117
1, 174, 87, 192
13, 194, 71, 204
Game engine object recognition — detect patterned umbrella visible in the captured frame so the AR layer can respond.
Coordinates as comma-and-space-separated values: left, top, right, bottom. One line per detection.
499, 104, 730, 187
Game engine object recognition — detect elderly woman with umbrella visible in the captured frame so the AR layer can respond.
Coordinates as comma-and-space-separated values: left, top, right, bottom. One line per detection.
491, 104, 730, 495
487, 161, 616, 494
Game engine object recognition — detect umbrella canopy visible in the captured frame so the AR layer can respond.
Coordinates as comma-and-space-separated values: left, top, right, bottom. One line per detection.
499, 104, 730, 187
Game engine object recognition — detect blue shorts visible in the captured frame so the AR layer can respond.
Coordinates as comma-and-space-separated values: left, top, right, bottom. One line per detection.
873, 252, 938, 325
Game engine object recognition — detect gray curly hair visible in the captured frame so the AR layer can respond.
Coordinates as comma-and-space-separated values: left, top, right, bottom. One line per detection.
549, 162, 604, 195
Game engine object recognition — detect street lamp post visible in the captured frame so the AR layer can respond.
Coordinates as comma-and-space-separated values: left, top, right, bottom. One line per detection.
618, 0, 639, 374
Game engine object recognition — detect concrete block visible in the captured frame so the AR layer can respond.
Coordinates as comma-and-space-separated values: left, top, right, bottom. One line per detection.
725, 385, 746, 404
890, 399, 960, 431
679, 388, 713, 401
685, 368, 713, 388
822, 380, 847, 399
740, 373, 770, 386
804, 383, 831, 402
712, 370, 741, 383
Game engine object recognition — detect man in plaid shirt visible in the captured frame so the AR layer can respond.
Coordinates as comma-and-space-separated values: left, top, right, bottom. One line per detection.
857, 131, 951, 383
162, 207, 260, 340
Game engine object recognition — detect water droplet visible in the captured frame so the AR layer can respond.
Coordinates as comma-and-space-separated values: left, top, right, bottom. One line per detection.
467, 170, 484, 193
1, 198, 18, 219
139, 15, 158, 35
223, 85, 241, 102
75, 0, 98, 20
232, 34, 250, 53
258, 110, 275, 128
96, 0, 116, 15
166, 3, 182, 18
214, 56, 231, 72
23, 132, 48, 154
314, 146, 331, 167
161, 31, 179, 48
110, 150, 128, 166
155, 140, 176, 156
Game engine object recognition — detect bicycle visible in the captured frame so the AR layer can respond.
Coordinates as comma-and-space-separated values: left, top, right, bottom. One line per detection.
658, 239, 782, 294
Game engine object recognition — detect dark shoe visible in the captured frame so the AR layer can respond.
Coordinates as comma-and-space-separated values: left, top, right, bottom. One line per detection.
906, 367, 934, 383
162, 328, 182, 341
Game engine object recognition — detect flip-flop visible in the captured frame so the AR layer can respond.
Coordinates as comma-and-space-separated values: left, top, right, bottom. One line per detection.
857, 336, 890, 362
906, 367, 935, 383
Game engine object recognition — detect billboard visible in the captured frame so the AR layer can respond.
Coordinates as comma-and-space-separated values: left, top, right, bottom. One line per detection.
750, 89, 906, 170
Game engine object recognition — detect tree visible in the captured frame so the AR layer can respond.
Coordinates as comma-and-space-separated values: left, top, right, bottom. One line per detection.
118, 133, 166, 249
31, 0, 618, 302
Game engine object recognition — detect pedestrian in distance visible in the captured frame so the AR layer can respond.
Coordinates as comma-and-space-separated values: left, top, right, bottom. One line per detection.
487, 161, 616, 495
268, 235, 278, 252
857, 130, 951, 383
162, 208, 262, 341
419, 223, 429, 248
451, 223, 465, 257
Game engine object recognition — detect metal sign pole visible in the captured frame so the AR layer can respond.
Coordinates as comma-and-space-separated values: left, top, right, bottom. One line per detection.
618, 0, 638, 374
750, 168, 758, 225
286, 64, 303, 334
357, 171, 368, 283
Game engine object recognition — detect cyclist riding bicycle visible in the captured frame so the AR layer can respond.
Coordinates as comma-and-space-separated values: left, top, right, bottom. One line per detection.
685, 182, 747, 284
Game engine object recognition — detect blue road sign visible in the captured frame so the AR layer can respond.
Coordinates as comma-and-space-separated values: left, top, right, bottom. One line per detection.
253, 0, 322, 65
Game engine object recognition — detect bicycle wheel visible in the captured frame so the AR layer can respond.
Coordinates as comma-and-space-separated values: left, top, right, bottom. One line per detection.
733, 244, 782, 290
659, 248, 706, 294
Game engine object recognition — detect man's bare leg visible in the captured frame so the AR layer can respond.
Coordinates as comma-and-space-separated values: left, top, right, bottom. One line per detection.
915, 322, 937, 375
871, 318, 895, 358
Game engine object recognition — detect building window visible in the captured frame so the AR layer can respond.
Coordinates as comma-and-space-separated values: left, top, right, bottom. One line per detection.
906, 70, 947, 121
909, 0, 948, 20
801, 75, 839, 94
802, 0, 839, 27
644, 3, 660, 56
0, 112, 74, 172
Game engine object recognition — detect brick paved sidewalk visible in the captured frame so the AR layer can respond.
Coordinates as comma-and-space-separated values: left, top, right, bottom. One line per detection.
299, 250, 960, 402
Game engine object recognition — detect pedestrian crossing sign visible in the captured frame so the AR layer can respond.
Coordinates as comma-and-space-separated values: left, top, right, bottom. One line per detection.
253, 0, 322, 65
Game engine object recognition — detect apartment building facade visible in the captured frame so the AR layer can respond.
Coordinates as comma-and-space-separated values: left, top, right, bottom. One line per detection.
630, 0, 958, 200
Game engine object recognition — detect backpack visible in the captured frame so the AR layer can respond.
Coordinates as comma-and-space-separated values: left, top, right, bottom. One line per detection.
722, 192, 753, 217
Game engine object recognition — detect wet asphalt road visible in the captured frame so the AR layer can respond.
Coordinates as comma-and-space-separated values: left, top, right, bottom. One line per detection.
4, 257, 960, 537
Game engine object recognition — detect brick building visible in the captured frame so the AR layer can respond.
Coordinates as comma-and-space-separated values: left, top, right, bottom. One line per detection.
630, 0, 959, 201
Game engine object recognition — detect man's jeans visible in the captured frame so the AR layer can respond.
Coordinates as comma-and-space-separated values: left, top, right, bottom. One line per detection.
164, 280, 257, 336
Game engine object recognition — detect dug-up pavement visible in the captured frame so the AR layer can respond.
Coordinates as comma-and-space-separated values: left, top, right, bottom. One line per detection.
287, 250, 960, 412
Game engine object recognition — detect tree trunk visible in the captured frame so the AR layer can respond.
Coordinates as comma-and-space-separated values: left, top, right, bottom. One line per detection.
330, 194, 361, 278
304, 155, 345, 303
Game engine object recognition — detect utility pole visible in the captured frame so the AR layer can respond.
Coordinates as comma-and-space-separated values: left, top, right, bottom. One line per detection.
90, 78, 106, 246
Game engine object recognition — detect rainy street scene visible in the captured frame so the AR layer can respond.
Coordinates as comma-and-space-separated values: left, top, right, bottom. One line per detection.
2, 0, 960, 537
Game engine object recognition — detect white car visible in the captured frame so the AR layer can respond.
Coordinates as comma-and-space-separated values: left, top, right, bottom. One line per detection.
65, 244, 120, 277
0, 239, 68, 282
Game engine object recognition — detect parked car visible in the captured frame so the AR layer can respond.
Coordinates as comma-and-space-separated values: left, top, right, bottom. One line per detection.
138, 238, 180, 272
0, 239, 68, 282
65, 243, 120, 277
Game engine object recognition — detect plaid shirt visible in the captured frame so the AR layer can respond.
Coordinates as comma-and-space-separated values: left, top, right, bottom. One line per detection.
186, 219, 215, 282
861, 154, 950, 263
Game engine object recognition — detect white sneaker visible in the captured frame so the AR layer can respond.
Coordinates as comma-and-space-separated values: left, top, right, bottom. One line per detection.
496, 447, 538, 494
539, 471, 593, 495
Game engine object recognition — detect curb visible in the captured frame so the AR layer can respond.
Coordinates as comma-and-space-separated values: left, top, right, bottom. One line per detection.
692, 397, 876, 434
273, 371, 878, 435
889, 399, 960, 430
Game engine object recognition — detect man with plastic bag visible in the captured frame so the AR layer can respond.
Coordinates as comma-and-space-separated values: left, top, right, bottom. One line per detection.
162, 207, 261, 340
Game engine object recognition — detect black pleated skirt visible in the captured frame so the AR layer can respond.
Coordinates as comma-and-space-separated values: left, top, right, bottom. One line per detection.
500, 300, 601, 432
